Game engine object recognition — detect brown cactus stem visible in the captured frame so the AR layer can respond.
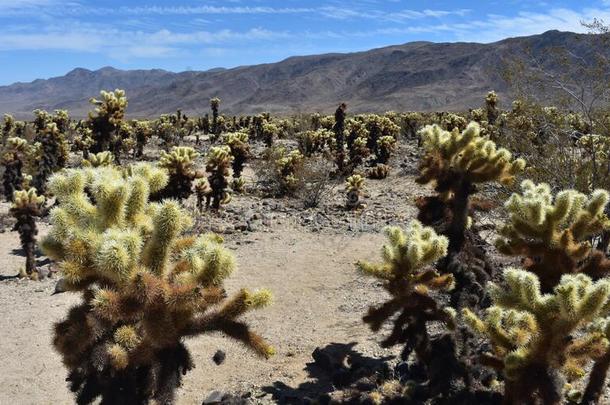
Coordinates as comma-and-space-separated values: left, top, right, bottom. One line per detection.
447, 177, 473, 255
581, 349, 610, 405
503, 364, 562, 405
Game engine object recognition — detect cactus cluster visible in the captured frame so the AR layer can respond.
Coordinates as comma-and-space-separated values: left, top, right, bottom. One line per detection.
87, 89, 128, 163
32, 121, 69, 194
345, 174, 365, 210
205, 146, 233, 209
224, 131, 250, 192
44, 164, 272, 404
2, 137, 31, 201
156, 146, 202, 201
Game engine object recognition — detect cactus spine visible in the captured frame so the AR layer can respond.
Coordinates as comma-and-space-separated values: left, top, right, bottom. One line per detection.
11, 188, 45, 277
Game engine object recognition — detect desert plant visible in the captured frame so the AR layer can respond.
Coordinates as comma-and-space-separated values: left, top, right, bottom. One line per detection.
87, 89, 128, 163
298, 129, 333, 157
133, 121, 152, 158
376, 135, 396, 165
193, 178, 212, 212
274, 148, 304, 194
210, 97, 221, 141
367, 163, 390, 180
333, 103, 347, 172
496, 180, 610, 293
485, 91, 499, 126
416, 122, 526, 254
358, 221, 464, 395
82, 151, 115, 168
2, 137, 30, 201
224, 131, 250, 183
156, 147, 201, 201
464, 269, 610, 405
43, 164, 273, 404
3, 114, 15, 137
261, 121, 280, 147
32, 122, 69, 194
10, 188, 45, 277
205, 146, 233, 209
345, 174, 365, 210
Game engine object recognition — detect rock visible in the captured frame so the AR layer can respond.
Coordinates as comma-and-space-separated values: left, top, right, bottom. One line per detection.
52, 278, 68, 295
37, 266, 50, 279
235, 223, 248, 232
213, 350, 226, 365
203, 390, 225, 404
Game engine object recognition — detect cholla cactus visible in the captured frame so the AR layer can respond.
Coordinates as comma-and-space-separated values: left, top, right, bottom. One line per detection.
73, 126, 94, 159
44, 164, 273, 404
11, 188, 45, 277
32, 122, 69, 194
298, 129, 333, 157
87, 89, 128, 159
157, 146, 201, 201
3, 114, 15, 137
358, 221, 455, 364
53, 109, 70, 133
440, 113, 468, 132
82, 151, 114, 168
2, 137, 30, 201
210, 97, 221, 140
33, 109, 52, 132
367, 163, 390, 180
485, 91, 499, 126
193, 178, 212, 212
364, 115, 400, 160
333, 103, 347, 172
133, 120, 152, 158
464, 269, 610, 404
206, 146, 233, 209
376, 135, 396, 164
275, 148, 304, 194
261, 121, 280, 147
497, 180, 610, 292
225, 131, 250, 184
417, 122, 525, 253
345, 174, 365, 210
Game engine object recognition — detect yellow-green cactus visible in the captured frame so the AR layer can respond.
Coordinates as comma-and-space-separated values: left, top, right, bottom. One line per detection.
225, 131, 250, 179
358, 221, 454, 360
88, 89, 128, 159
206, 145, 233, 209
463, 268, 610, 404
82, 151, 114, 167
275, 148, 304, 193
497, 180, 610, 291
345, 174, 365, 209
156, 146, 201, 200
45, 164, 272, 403
2, 137, 31, 201
376, 135, 396, 164
11, 188, 45, 277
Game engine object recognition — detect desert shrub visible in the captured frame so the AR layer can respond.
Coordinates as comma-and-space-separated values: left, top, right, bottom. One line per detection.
333, 103, 347, 172
376, 135, 396, 165
255, 146, 305, 196
133, 121, 152, 158
43, 164, 273, 404
10, 188, 45, 277
205, 146, 233, 209
261, 121, 280, 147
298, 129, 333, 157
295, 157, 335, 208
82, 151, 114, 168
224, 131, 250, 186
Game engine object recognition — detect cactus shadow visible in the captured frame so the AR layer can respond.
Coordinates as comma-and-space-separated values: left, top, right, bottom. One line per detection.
262, 342, 393, 404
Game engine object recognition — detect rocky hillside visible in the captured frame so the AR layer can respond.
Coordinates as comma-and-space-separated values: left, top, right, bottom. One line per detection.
0, 30, 601, 117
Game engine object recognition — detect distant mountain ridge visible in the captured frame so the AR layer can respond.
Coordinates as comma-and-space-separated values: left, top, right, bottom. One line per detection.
0, 30, 603, 118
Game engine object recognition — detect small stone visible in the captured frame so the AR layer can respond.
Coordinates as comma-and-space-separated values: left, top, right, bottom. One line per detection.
203, 390, 224, 404
212, 350, 226, 365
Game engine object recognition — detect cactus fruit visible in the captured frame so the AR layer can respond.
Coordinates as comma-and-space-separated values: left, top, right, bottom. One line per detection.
345, 174, 365, 210
206, 146, 233, 209
464, 269, 610, 404
44, 164, 272, 404
497, 180, 610, 292
11, 188, 45, 277
156, 146, 202, 201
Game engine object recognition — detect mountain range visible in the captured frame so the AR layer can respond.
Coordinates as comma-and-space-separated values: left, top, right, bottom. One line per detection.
0, 30, 602, 118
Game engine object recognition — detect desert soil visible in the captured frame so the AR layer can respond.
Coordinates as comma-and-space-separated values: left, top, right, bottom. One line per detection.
0, 150, 432, 405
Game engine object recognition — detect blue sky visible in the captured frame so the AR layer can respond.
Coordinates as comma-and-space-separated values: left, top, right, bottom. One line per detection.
0, 0, 608, 85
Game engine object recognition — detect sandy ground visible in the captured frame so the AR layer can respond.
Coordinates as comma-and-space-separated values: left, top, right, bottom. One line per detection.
0, 192, 407, 404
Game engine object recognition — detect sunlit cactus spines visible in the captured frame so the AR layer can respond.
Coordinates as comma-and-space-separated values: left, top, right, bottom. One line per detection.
33, 109, 52, 132
417, 122, 526, 253
43, 164, 273, 403
496, 180, 610, 292
156, 146, 201, 201
485, 91, 499, 126
194, 177, 212, 212
275, 148, 304, 194
82, 151, 114, 168
11, 188, 45, 277
32, 121, 69, 194
2, 137, 31, 201
376, 135, 396, 164
87, 89, 128, 159
2, 113, 15, 137
225, 131, 250, 179
345, 174, 365, 210
206, 145, 233, 209
261, 121, 280, 147
440, 112, 468, 132
463, 268, 610, 404
358, 220, 455, 362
